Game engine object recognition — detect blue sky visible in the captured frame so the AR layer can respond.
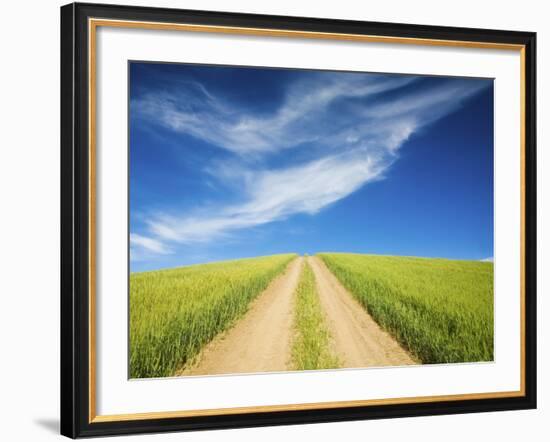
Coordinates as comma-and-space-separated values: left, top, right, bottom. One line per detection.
129, 62, 493, 272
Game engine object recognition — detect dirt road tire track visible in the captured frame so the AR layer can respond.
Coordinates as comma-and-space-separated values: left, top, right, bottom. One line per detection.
181, 257, 303, 376
308, 256, 417, 368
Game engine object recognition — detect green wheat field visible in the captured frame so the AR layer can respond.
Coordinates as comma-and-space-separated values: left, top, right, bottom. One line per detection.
130, 253, 493, 378
319, 253, 494, 364
130, 254, 295, 378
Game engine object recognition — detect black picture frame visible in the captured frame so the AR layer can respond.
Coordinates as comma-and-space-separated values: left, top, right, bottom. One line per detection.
61, 2, 537, 438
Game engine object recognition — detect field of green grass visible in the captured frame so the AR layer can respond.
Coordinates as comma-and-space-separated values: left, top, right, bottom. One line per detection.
130, 254, 296, 378
291, 260, 339, 371
318, 253, 493, 364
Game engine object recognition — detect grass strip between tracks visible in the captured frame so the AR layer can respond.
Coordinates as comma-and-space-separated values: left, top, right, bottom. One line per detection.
292, 258, 340, 371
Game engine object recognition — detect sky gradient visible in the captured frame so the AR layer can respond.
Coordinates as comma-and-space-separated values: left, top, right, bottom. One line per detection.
129, 62, 494, 272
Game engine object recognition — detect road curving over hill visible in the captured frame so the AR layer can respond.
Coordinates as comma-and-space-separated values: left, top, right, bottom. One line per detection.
180, 254, 416, 377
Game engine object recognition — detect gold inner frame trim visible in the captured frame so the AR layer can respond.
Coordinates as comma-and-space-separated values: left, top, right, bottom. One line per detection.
88, 17, 527, 424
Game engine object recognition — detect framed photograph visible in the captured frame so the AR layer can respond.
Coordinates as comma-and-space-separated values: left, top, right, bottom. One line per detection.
60, 2, 536, 438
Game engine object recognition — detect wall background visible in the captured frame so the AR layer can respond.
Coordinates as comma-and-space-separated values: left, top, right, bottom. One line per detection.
0, 0, 546, 440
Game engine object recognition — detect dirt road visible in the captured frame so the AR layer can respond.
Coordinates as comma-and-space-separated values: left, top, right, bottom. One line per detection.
182, 257, 303, 376
308, 256, 417, 368
181, 255, 415, 376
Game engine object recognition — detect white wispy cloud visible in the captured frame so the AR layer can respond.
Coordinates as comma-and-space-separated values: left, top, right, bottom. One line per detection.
132, 73, 415, 156
145, 149, 387, 244
130, 72, 490, 258
129, 233, 172, 261
364, 80, 487, 121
